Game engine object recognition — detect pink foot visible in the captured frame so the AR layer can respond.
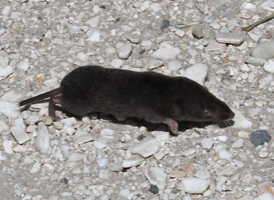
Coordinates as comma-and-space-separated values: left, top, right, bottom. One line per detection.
164, 118, 178, 135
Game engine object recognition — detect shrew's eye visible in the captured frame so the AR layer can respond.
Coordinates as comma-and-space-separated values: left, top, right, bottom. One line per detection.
203, 109, 211, 117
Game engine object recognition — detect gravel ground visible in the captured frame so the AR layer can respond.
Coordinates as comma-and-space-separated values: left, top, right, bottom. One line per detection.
1, 0, 274, 199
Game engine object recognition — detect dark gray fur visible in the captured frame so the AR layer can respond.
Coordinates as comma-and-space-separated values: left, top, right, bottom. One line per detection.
19, 65, 235, 133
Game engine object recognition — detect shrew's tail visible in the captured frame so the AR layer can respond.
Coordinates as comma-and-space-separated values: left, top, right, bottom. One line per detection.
19, 88, 61, 106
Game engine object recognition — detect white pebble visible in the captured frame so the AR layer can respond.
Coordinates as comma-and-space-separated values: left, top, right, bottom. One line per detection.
215, 32, 245, 45
96, 158, 107, 167
255, 193, 274, 200
175, 29, 185, 38
0, 120, 9, 132
195, 170, 210, 179
168, 60, 182, 71
232, 139, 244, 148
131, 138, 160, 157
34, 122, 52, 155
264, 59, 274, 73
117, 43, 132, 59
218, 149, 232, 160
77, 52, 88, 61
151, 131, 170, 145
25, 116, 41, 124
122, 155, 144, 168
258, 150, 269, 158
2, 6, 11, 16
86, 16, 100, 27
94, 141, 107, 149
231, 108, 252, 129
201, 138, 214, 149
180, 177, 210, 194
251, 41, 274, 60
145, 167, 167, 190
153, 42, 181, 60
100, 128, 116, 139
245, 56, 265, 66
75, 134, 94, 145
30, 162, 41, 173
11, 124, 30, 144
184, 63, 208, 85
0, 100, 19, 118
205, 40, 226, 52
216, 176, 227, 192
68, 153, 86, 162
182, 149, 195, 157
110, 59, 124, 68
17, 60, 30, 71
87, 31, 100, 42
150, 3, 162, 12
216, 166, 237, 176
3, 140, 15, 154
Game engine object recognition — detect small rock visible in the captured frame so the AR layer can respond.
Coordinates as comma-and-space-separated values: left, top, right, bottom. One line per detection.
216, 176, 227, 192
68, 153, 86, 162
77, 52, 88, 61
153, 42, 181, 60
34, 122, 52, 155
150, 3, 162, 12
216, 32, 245, 45
167, 60, 182, 71
182, 149, 195, 157
151, 131, 170, 145
170, 170, 187, 178
11, 125, 31, 144
122, 155, 144, 168
245, 56, 265, 66
0, 100, 20, 118
264, 59, 274, 73
232, 139, 244, 148
110, 59, 124, 68
251, 41, 274, 60
3, 140, 15, 154
0, 120, 9, 132
192, 25, 204, 39
205, 40, 226, 52
216, 165, 237, 176
184, 63, 208, 85
218, 149, 232, 160
201, 138, 214, 149
160, 19, 170, 30
149, 185, 159, 194
145, 167, 167, 190
131, 138, 160, 157
86, 16, 100, 27
30, 162, 41, 173
117, 43, 132, 59
96, 158, 107, 167
75, 134, 94, 145
250, 130, 271, 147
194, 170, 210, 179
180, 177, 210, 194
175, 29, 185, 38
25, 116, 41, 124
231, 108, 252, 129
147, 59, 164, 69
87, 31, 100, 42
17, 60, 30, 71
258, 150, 269, 158
100, 128, 116, 139
255, 193, 274, 200
94, 141, 107, 149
